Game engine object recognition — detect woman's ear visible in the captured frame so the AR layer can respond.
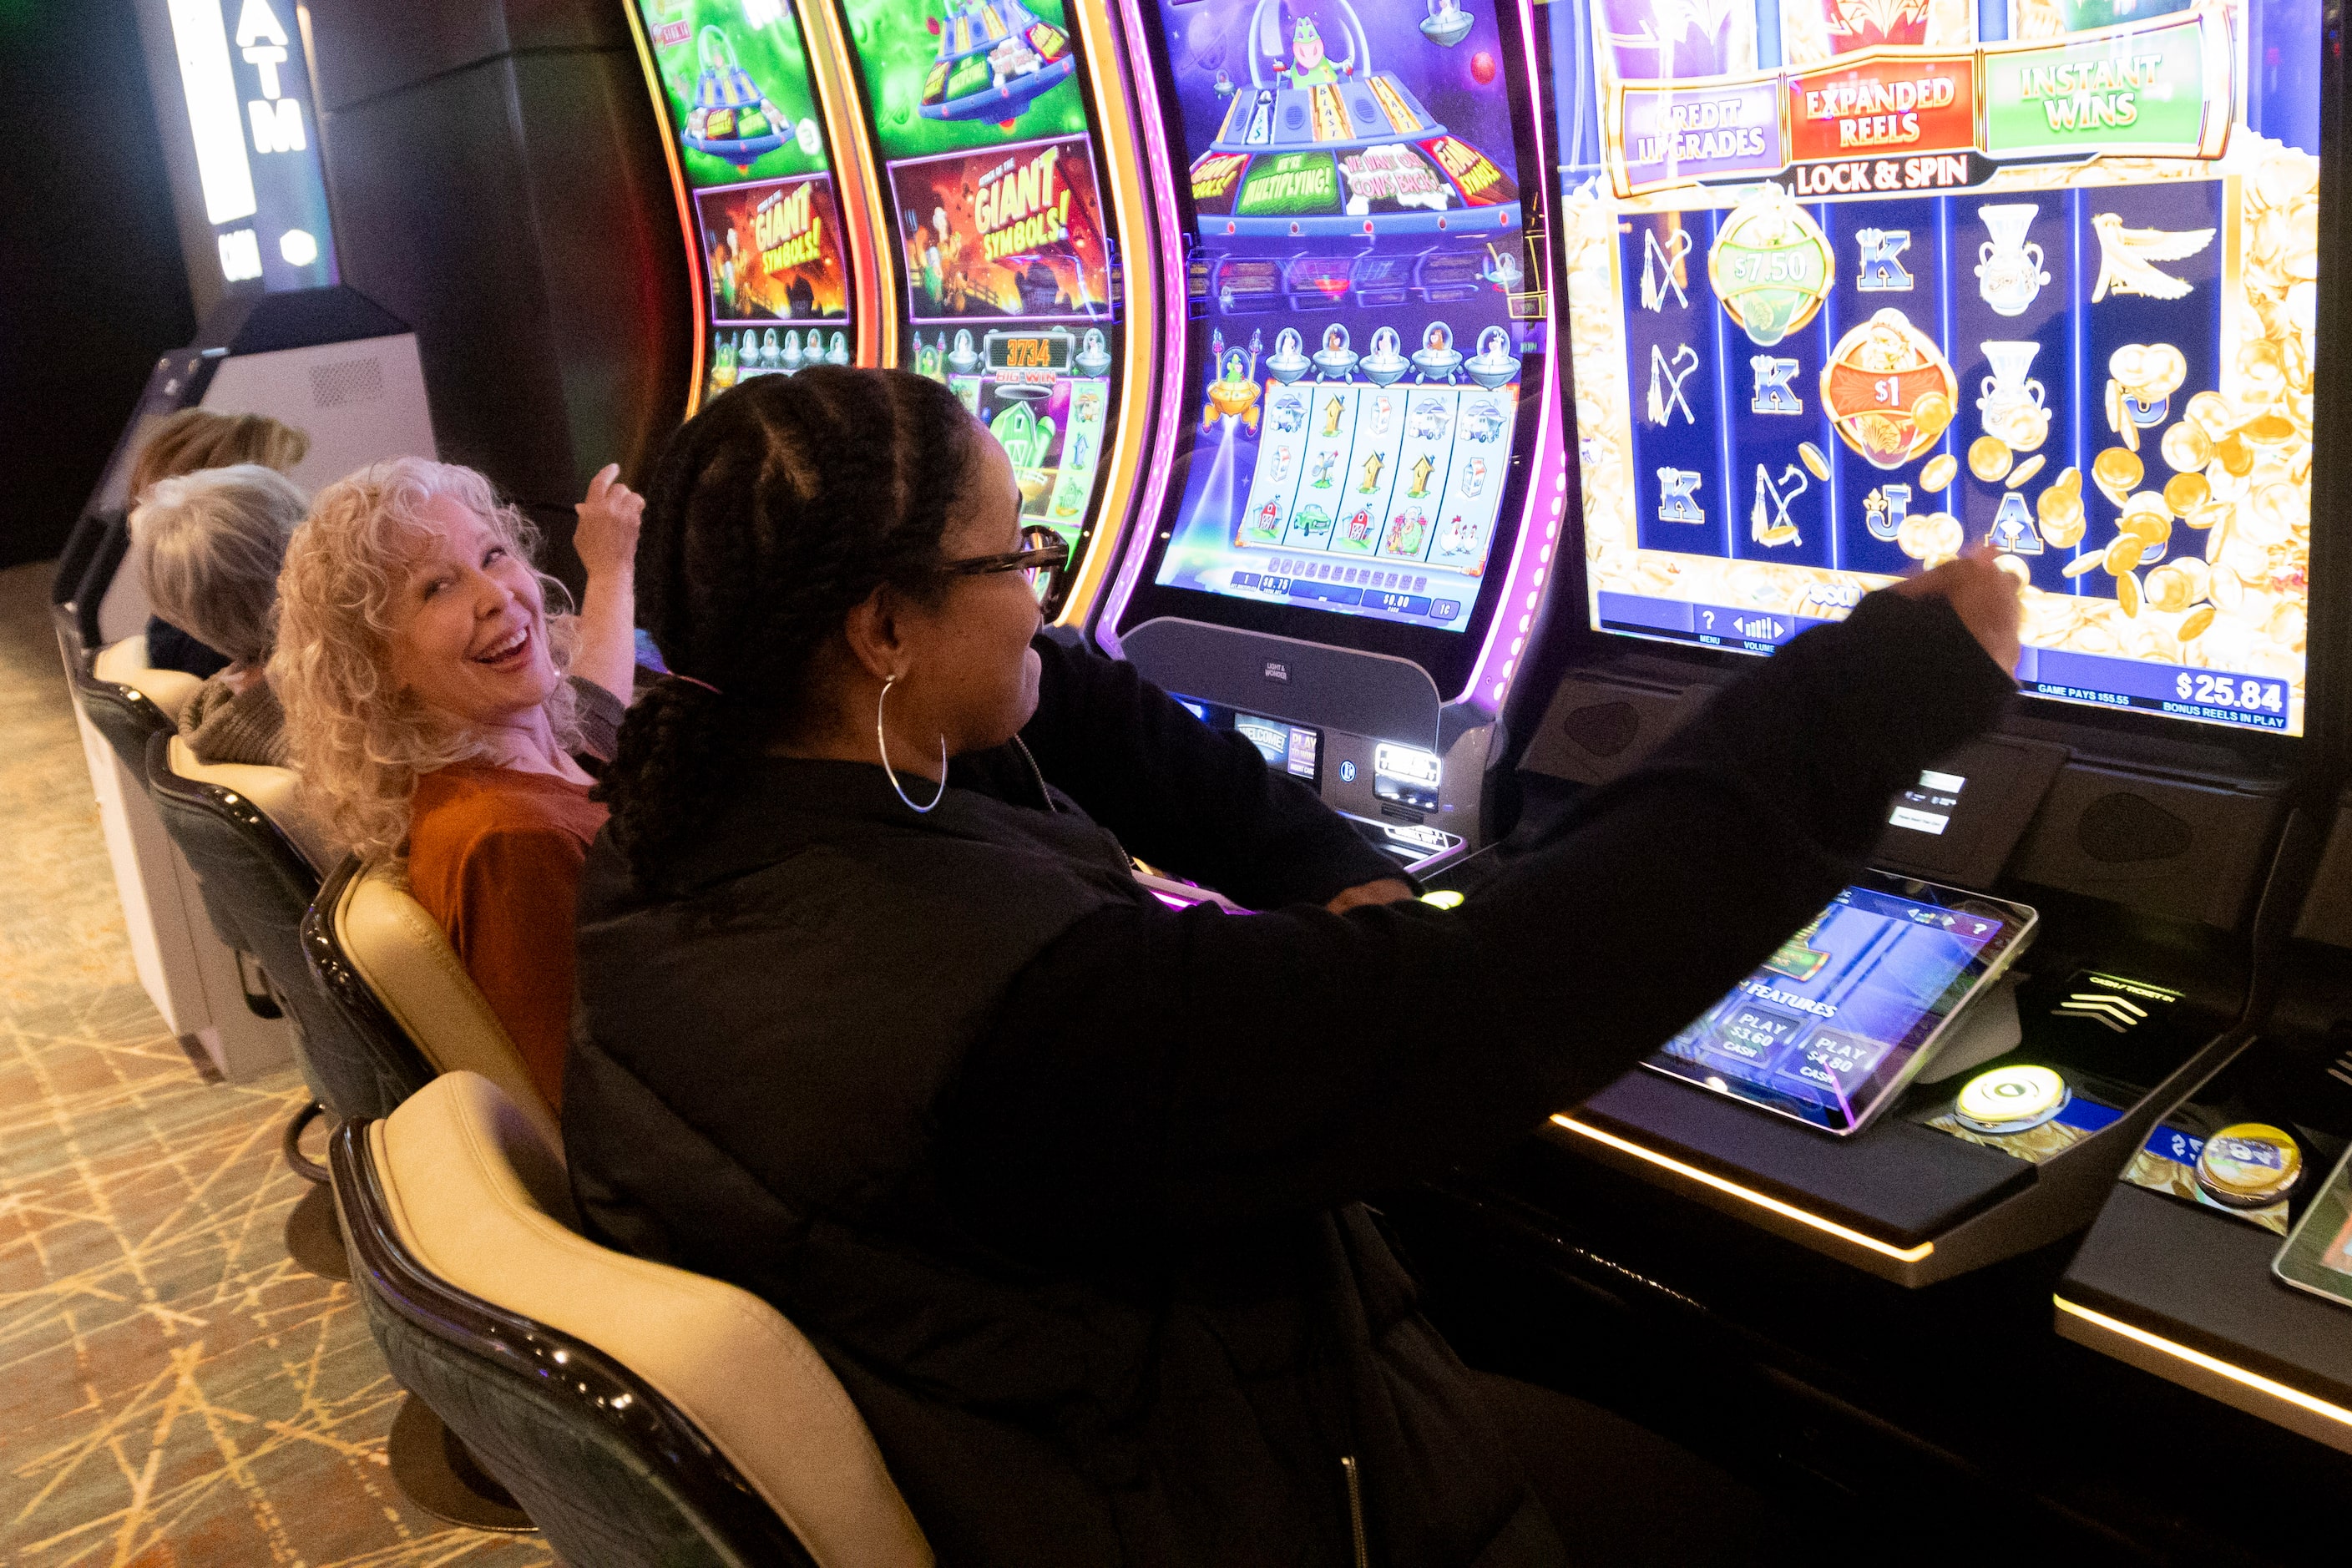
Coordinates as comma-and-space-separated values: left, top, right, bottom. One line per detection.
839, 584, 909, 682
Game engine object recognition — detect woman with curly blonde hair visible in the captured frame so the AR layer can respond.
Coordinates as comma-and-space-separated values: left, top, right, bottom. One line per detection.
273, 456, 642, 1108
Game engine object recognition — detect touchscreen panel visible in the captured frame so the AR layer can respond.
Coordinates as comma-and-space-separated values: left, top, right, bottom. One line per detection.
1141, 0, 1544, 637
1649, 879, 2024, 1133
1540, 1, 2320, 736
630, 0, 856, 407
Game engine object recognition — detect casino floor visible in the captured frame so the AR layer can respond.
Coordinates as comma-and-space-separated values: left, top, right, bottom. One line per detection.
0, 559, 553, 1568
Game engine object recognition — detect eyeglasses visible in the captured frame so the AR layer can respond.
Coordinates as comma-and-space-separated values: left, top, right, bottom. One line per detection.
940, 524, 1070, 606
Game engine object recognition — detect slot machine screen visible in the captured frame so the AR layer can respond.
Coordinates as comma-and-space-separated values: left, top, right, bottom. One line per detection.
1124, 0, 1550, 692
834, 0, 1126, 564
1544, 0, 2319, 736
631, 0, 857, 406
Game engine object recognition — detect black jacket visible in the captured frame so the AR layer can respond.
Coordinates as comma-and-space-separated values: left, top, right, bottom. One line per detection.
564, 599, 2012, 1566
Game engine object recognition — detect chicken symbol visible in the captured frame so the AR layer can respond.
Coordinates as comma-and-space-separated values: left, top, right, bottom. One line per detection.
2089, 212, 2216, 302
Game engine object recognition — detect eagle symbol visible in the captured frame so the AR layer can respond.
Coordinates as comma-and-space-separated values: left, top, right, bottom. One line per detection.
2090, 212, 2216, 302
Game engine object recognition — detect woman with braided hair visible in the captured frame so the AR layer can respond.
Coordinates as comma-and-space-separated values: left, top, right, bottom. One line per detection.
566, 367, 2024, 1565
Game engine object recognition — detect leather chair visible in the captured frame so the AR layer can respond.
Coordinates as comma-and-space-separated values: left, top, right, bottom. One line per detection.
80, 634, 200, 783
301, 854, 558, 1151
63, 626, 294, 1081
144, 734, 414, 1146
331, 1072, 933, 1568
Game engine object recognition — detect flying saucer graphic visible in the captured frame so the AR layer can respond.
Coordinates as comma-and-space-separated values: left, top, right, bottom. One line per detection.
922, 0, 1078, 122
683, 27, 794, 167
1419, 0, 1474, 47
1191, 0, 1520, 239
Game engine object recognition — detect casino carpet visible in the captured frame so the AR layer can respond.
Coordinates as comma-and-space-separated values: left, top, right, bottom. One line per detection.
0, 563, 552, 1567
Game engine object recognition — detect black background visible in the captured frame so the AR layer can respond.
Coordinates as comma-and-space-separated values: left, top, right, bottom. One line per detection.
0, 0, 195, 569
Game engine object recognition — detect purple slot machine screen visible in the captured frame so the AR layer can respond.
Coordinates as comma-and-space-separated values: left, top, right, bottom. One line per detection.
1143, 0, 1545, 639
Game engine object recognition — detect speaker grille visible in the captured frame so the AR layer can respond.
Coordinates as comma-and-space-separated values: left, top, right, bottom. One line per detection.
1560, 700, 1640, 758
309, 357, 385, 408
2076, 792, 2192, 864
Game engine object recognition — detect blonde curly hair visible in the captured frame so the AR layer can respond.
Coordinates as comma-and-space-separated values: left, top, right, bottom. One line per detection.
272, 458, 580, 867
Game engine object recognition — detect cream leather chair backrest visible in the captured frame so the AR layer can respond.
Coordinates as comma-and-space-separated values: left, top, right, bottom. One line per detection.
93, 636, 202, 725
374, 1073, 933, 1567
164, 736, 336, 874
332, 864, 561, 1153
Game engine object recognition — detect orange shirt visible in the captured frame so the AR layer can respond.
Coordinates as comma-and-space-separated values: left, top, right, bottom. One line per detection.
407, 761, 609, 1110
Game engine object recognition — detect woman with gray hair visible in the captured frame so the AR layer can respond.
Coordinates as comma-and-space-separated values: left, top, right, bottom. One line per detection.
133, 463, 307, 766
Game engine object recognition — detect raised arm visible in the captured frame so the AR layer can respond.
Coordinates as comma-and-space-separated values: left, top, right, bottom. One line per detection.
938, 581, 2016, 1262
567, 463, 643, 704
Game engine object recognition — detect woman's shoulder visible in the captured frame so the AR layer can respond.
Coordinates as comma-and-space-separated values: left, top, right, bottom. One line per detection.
410, 764, 605, 862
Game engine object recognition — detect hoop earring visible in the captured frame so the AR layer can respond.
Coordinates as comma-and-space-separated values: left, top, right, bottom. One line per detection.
877, 676, 948, 814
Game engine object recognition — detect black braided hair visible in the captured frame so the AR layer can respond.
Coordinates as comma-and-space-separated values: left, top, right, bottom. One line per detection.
595, 367, 982, 887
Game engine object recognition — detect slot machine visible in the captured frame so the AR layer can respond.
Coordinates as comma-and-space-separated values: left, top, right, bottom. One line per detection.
623, 0, 884, 409
1098, 0, 1560, 869
1469, 0, 2338, 1289
810, 0, 1166, 626
1377, 0, 2349, 1540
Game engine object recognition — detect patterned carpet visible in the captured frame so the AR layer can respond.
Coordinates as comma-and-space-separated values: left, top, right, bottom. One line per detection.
0, 563, 553, 1567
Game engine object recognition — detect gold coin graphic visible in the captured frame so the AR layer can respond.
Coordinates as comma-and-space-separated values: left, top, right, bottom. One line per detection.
2093, 448, 2144, 502
1920, 453, 1958, 492
1970, 436, 2013, 483
2162, 421, 2213, 473
1798, 442, 1830, 481
2164, 473, 2212, 514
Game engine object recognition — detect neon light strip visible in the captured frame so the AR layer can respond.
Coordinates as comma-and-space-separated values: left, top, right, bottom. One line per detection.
2054, 1297, 2352, 1431
1055, 0, 1159, 629
1456, 0, 1565, 713
1092, 0, 1195, 659
1550, 1115, 1936, 1264
795, 0, 884, 368
617, 0, 707, 414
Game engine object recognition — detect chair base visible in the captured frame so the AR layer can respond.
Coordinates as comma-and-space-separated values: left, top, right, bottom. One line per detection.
282, 1100, 331, 1184
387, 1393, 539, 1534
282, 1181, 349, 1281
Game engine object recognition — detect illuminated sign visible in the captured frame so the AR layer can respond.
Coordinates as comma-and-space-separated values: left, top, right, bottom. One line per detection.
975, 144, 1073, 262
163, 0, 336, 291
983, 327, 1075, 385
1787, 53, 1975, 162
1238, 152, 1340, 216
1615, 79, 1784, 192
1982, 12, 2230, 159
